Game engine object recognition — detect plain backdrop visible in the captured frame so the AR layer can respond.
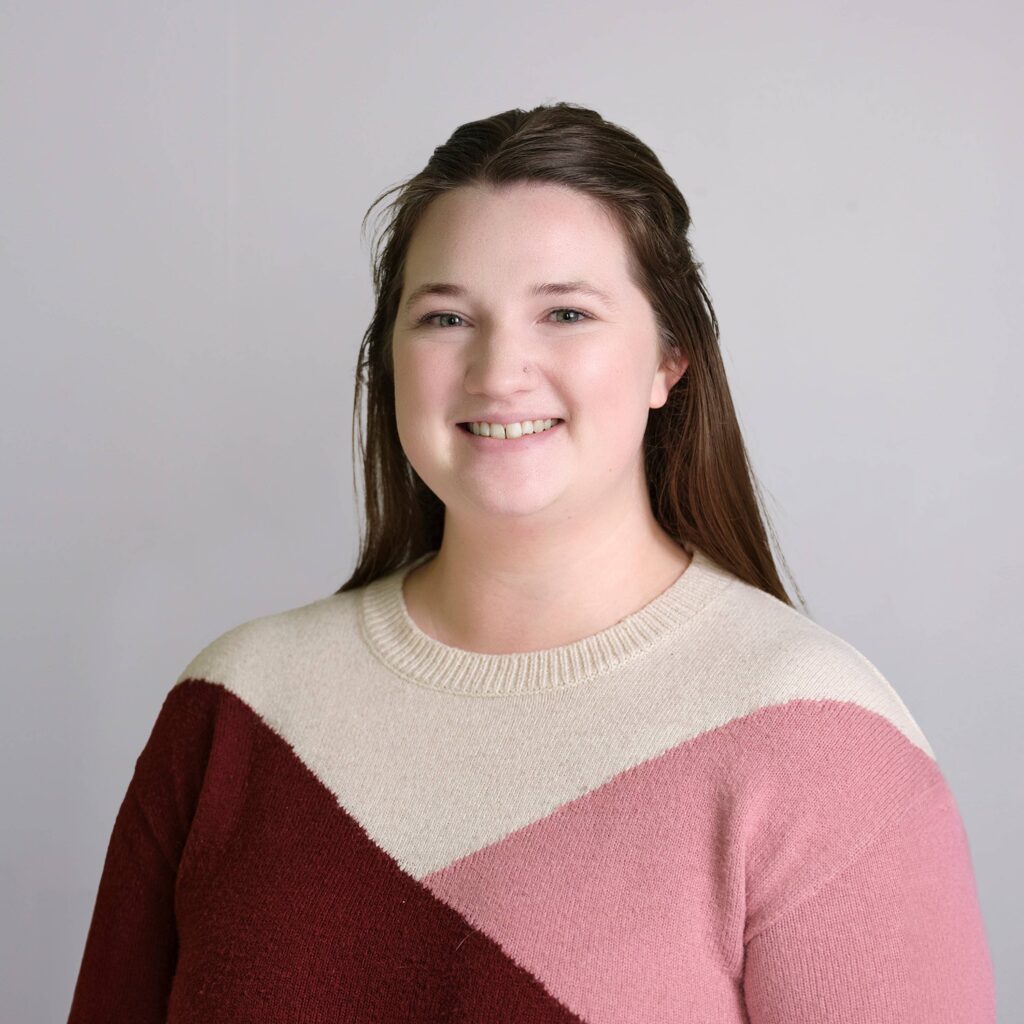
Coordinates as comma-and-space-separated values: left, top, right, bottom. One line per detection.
2, 1, 1020, 1019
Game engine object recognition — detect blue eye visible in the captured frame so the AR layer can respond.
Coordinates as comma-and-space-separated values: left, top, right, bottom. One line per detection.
415, 308, 593, 328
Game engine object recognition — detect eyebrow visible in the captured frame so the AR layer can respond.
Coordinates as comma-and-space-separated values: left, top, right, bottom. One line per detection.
402, 280, 618, 313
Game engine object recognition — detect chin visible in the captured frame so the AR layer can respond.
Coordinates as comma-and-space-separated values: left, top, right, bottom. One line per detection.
458, 485, 566, 521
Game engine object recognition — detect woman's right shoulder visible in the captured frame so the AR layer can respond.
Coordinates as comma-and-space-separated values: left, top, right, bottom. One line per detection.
170, 588, 364, 702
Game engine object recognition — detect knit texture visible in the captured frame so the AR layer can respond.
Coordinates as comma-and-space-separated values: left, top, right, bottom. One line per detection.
67, 546, 996, 1023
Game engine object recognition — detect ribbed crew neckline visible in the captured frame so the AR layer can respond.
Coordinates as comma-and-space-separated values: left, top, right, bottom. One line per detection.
358, 546, 735, 696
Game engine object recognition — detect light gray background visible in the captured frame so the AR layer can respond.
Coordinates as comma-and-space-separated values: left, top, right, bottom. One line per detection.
2, 2, 1019, 1020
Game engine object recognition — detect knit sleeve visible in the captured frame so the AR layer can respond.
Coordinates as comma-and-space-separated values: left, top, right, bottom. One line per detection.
741, 776, 996, 1024
66, 678, 227, 1023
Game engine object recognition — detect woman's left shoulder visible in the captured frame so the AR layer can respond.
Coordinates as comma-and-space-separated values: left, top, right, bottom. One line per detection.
706, 575, 935, 761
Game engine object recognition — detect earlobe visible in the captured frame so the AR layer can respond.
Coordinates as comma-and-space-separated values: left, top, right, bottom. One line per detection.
649, 352, 689, 409
650, 369, 687, 411
662, 353, 689, 392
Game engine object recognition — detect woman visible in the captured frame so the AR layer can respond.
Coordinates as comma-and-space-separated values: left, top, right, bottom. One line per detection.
68, 102, 996, 1022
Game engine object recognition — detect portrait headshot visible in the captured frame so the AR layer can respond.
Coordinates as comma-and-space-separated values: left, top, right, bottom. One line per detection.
1, 3, 1017, 1022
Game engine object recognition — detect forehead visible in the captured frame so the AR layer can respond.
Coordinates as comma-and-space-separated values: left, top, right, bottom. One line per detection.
402, 182, 632, 285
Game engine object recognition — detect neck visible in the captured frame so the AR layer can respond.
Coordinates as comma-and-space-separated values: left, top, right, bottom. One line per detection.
402, 503, 692, 656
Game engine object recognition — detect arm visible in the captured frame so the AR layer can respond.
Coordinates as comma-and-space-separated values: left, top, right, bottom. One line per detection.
742, 779, 996, 1023
66, 777, 180, 1022
67, 679, 222, 1023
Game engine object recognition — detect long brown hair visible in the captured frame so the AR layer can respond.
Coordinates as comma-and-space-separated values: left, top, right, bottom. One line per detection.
335, 101, 807, 613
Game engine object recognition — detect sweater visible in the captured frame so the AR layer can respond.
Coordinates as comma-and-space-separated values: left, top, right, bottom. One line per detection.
67, 545, 997, 1023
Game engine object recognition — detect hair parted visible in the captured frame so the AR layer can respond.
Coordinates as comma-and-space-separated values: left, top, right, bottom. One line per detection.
335, 101, 805, 612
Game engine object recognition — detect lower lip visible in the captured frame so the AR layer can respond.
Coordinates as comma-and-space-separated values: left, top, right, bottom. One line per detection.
457, 421, 565, 451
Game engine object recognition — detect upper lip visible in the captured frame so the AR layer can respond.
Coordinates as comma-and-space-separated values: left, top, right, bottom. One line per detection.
458, 414, 564, 425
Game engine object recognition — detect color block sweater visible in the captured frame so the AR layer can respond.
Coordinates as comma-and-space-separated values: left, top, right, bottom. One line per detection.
67, 546, 996, 1023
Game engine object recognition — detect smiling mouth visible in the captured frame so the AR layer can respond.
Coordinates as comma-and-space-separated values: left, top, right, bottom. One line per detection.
457, 419, 564, 435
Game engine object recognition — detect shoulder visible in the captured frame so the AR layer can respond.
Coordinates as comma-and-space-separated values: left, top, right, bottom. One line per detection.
695, 578, 957, 937
128, 591, 366, 879
171, 588, 365, 710
695, 572, 934, 760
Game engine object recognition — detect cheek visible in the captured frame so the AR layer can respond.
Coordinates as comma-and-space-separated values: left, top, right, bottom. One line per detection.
569, 349, 653, 438
394, 350, 474, 480
393, 351, 445, 470
394, 347, 448, 418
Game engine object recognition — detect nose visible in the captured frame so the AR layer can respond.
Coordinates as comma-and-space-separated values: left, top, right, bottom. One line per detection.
461, 324, 539, 394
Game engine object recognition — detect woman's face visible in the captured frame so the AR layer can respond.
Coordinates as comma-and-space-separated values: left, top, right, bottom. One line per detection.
391, 181, 686, 529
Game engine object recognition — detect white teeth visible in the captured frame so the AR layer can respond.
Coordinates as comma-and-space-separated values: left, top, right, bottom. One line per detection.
468, 418, 559, 438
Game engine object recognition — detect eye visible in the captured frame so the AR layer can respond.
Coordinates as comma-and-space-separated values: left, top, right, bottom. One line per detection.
549, 308, 592, 324
416, 312, 466, 328
414, 308, 593, 328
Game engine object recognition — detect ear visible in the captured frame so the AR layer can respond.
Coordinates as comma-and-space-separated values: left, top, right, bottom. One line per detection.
650, 351, 689, 409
